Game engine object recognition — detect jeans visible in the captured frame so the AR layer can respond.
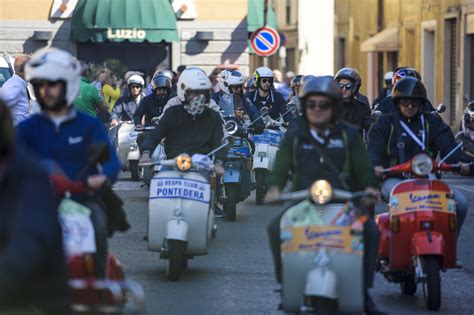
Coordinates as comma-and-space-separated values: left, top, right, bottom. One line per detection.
267, 205, 380, 289
381, 178, 468, 238
81, 200, 108, 278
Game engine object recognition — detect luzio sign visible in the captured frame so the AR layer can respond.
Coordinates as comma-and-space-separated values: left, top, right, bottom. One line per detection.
107, 28, 146, 40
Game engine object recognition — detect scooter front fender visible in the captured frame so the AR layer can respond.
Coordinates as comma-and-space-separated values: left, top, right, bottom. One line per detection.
305, 267, 338, 300
411, 231, 444, 256
127, 150, 140, 161
166, 219, 189, 242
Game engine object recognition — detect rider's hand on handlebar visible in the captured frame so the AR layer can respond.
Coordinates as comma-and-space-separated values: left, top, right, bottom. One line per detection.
110, 119, 120, 127
214, 165, 224, 176
365, 187, 380, 202
264, 186, 282, 204
136, 124, 144, 129
87, 174, 107, 190
374, 166, 385, 178
139, 152, 151, 164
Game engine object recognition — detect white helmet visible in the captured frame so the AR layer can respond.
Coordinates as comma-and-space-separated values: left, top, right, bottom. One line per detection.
227, 70, 245, 88
25, 48, 81, 105
384, 71, 394, 83
177, 67, 212, 116
254, 66, 274, 88
127, 74, 144, 86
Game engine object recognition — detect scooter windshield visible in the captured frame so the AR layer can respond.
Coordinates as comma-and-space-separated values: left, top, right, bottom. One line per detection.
219, 94, 237, 117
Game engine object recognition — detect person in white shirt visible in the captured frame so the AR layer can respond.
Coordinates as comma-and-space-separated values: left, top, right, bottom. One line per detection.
1, 55, 30, 125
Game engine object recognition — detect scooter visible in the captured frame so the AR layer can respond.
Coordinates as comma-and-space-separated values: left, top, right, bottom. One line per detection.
141, 141, 228, 281
49, 144, 145, 314
376, 152, 460, 311
136, 117, 165, 186
266, 180, 371, 314
252, 106, 288, 205
111, 121, 141, 181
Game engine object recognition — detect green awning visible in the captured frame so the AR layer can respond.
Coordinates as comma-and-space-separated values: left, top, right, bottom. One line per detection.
71, 0, 179, 43
247, 0, 277, 33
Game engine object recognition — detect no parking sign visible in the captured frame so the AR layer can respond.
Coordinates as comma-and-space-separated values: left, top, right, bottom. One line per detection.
250, 26, 280, 57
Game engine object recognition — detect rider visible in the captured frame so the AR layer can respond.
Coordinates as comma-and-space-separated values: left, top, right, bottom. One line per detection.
139, 67, 226, 173
243, 67, 292, 122
134, 71, 173, 127
368, 77, 473, 238
373, 71, 394, 106
264, 76, 386, 315
111, 74, 145, 126
211, 69, 246, 103
0, 100, 69, 314
16, 48, 121, 278
287, 74, 304, 117
455, 101, 474, 159
244, 76, 257, 94
373, 67, 435, 114
335, 67, 373, 133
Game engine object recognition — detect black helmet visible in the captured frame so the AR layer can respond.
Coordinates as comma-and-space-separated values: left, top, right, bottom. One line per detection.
335, 67, 362, 93
299, 76, 342, 122
151, 74, 172, 90
290, 74, 304, 88
392, 77, 427, 100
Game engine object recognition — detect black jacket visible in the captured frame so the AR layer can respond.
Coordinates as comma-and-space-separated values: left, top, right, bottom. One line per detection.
368, 112, 469, 168
0, 147, 69, 314
141, 105, 226, 160
133, 93, 172, 126
373, 95, 436, 114
268, 120, 377, 192
341, 98, 374, 133
244, 89, 291, 122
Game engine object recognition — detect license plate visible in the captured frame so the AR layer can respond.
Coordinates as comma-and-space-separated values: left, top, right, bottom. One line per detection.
150, 177, 211, 203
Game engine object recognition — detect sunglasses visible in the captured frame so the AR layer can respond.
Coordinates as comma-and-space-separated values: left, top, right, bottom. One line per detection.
32, 80, 62, 88
339, 83, 354, 90
130, 85, 142, 89
261, 78, 273, 84
306, 100, 332, 111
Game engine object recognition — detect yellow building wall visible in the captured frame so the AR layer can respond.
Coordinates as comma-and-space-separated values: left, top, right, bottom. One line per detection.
0, 0, 52, 20
194, 0, 247, 21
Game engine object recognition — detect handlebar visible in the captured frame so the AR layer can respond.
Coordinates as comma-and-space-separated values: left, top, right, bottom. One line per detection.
135, 126, 155, 132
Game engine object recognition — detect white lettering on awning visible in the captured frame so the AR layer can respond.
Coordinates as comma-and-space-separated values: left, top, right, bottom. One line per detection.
107, 28, 147, 40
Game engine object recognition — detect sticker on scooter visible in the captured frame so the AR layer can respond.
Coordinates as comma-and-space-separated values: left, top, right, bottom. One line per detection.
389, 190, 454, 214
252, 129, 283, 145
150, 178, 211, 203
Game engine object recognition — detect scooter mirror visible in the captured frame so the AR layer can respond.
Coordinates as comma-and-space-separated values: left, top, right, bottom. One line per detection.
88, 143, 110, 165
436, 103, 447, 114
225, 120, 239, 135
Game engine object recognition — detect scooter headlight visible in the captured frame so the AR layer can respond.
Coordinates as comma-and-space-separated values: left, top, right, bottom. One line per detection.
176, 154, 192, 171
310, 180, 333, 205
411, 153, 433, 176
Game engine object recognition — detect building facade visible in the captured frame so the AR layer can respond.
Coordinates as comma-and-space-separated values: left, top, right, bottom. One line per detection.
0, 0, 250, 77
335, 0, 474, 126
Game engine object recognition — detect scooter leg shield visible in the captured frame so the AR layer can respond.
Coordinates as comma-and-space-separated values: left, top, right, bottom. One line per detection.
253, 157, 270, 169
411, 232, 444, 256
127, 150, 140, 161
223, 169, 240, 183
166, 219, 189, 242
305, 268, 338, 300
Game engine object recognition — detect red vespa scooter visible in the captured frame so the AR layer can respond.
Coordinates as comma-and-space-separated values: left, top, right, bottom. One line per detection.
50, 174, 145, 314
376, 153, 460, 311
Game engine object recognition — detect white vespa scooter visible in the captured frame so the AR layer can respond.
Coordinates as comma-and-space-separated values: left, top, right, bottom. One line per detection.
142, 142, 228, 281
112, 121, 141, 180
252, 106, 289, 205
267, 180, 372, 314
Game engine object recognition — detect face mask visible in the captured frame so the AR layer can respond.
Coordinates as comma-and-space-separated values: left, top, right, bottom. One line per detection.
184, 94, 206, 116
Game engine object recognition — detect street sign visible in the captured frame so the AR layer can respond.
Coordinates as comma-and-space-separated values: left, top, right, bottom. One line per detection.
250, 26, 280, 57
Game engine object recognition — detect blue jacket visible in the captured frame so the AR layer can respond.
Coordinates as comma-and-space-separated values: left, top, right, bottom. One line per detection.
16, 110, 120, 184
244, 89, 292, 122
0, 146, 69, 312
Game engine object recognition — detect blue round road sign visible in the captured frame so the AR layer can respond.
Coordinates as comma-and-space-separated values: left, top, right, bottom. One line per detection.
250, 26, 280, 57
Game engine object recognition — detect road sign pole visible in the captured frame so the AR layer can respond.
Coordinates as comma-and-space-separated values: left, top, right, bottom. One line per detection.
263, 0, 268, 67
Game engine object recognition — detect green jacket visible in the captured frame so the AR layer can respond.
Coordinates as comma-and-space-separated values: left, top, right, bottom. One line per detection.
268, 120, 376, 192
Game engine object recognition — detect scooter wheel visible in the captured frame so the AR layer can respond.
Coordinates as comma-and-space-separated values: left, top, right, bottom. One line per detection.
166, 240, 187, 281
130, 160, 140, 181
421, 255, 441, 311
224, 184, 239, 222
255, 169, 267, 205
400, 276, 417, 295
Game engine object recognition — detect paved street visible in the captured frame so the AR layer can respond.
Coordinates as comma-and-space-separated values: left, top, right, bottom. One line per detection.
111, 174, 474, 314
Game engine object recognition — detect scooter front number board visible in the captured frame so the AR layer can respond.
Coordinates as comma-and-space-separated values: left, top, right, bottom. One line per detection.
389, 189, 455, 215
149, 177, 211, 204
252, 130, 283, 145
